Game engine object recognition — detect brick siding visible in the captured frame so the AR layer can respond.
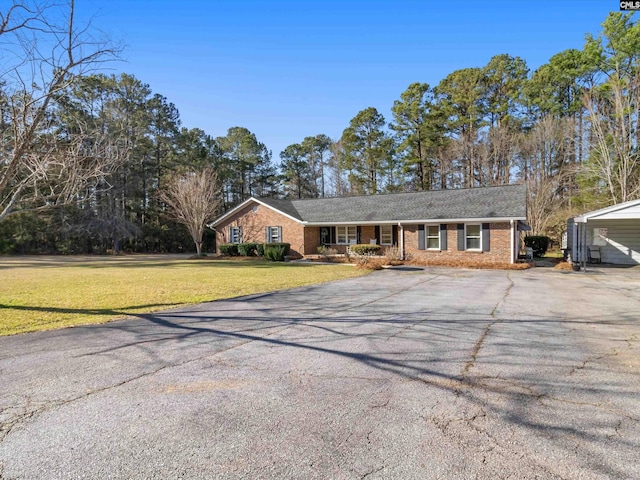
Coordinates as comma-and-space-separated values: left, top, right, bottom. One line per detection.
215, 201, 306, 257
404, 222, 512, 263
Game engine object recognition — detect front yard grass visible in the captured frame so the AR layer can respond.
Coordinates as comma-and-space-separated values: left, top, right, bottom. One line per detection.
0, 255, 368, 336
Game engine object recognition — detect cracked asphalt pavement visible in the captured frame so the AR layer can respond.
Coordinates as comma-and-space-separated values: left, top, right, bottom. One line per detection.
1, 266, 640, 479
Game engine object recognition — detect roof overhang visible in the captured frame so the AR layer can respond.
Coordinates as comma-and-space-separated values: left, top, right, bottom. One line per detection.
573, 199, 640, 223
304, 217, 526, 226
209, 196, 526, 228
209, 197, 304, 228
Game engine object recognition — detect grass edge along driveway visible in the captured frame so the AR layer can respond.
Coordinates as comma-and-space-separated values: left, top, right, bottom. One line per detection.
0, 256, 368, 336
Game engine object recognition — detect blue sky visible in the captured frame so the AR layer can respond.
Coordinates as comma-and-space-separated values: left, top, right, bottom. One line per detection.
76, 0, 626, 162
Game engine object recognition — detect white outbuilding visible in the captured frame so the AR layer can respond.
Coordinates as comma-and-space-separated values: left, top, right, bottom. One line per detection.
567, 198, 640, 267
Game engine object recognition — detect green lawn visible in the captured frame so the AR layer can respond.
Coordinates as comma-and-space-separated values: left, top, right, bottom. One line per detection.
0, 255, 368, 336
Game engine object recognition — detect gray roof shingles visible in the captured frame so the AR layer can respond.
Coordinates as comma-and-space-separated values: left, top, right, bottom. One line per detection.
257, 184, 526, 223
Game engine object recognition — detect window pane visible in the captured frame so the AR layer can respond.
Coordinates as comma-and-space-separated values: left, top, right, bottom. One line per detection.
466, 224, 480, 249
347, 226, 356, 243
336, 226, 357, 243
467, 238, 480, 249
467, 225, 480, 236
231, 227, 242, 244
269, 226, 280, 243
426, 225, 439, 249
381, 225, 392, 244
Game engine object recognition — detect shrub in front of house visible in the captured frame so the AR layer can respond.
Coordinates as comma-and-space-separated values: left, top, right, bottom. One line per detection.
524, 236, 550, 257
349, 244, 382, 256
256, 243, 265, 256
237, 242, 259, 256
264, 244, 286, 261
219, 243, 239, 256
265, 242, 290, 254
318, 245, 338, 256
384, 245, 402, 263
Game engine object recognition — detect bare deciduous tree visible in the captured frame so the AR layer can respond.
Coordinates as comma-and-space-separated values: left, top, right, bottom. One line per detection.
526, 169, 575, 236
158, 167, 221, 255
518, 116, 577, 238
0, 0, 121, 221
583, 78, 640, 204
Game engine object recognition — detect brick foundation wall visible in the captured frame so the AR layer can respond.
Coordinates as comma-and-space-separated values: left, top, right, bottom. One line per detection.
404, 222, 512, 264
215, 202, 306, 257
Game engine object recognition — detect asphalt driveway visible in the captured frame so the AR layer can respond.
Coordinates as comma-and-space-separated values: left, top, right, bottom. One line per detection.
1, 266, 639, 479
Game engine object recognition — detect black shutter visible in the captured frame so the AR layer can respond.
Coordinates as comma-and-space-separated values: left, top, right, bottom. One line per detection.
357, 226, 362, 244
440, 224, 448, 251
457, 224, 465, 251
278, 226, 283, 243
482, 223, 490, 252
375, 226, 380, 243
331, 227, 336, 244
265, 226, 270, 243
418, 224, 425, 250
392, 225, 398, 246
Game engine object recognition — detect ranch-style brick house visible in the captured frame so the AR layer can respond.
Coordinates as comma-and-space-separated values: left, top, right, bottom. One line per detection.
211, 184, 528, 264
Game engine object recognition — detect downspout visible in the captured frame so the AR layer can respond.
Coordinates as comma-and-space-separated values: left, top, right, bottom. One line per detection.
510, 220, 515, 264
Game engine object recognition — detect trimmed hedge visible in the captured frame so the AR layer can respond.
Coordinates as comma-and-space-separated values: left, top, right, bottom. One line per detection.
221, 242, 290, 259
238, 242, 259, 256
219, 243, 239, 256
524, 236, 550, 257
349, 244, 382, 255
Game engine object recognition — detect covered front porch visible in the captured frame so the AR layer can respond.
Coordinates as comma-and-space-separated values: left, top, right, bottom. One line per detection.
306, 224, 399, 255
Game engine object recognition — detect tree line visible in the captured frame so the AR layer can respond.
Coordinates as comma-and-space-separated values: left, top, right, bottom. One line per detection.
1, 1, 638, 254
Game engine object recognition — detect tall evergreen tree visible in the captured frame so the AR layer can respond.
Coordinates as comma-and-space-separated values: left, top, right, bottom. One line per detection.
301, 134, 333, 197
340, 107, 395, 195
435, 68, 485, 188
391, 82, 448, 191
280, 143, 314, 199
216, 127, 275, 207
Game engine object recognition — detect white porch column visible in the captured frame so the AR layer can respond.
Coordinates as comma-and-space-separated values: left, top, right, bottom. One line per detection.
398, 223, 404, 260
510, 220, 515, 264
